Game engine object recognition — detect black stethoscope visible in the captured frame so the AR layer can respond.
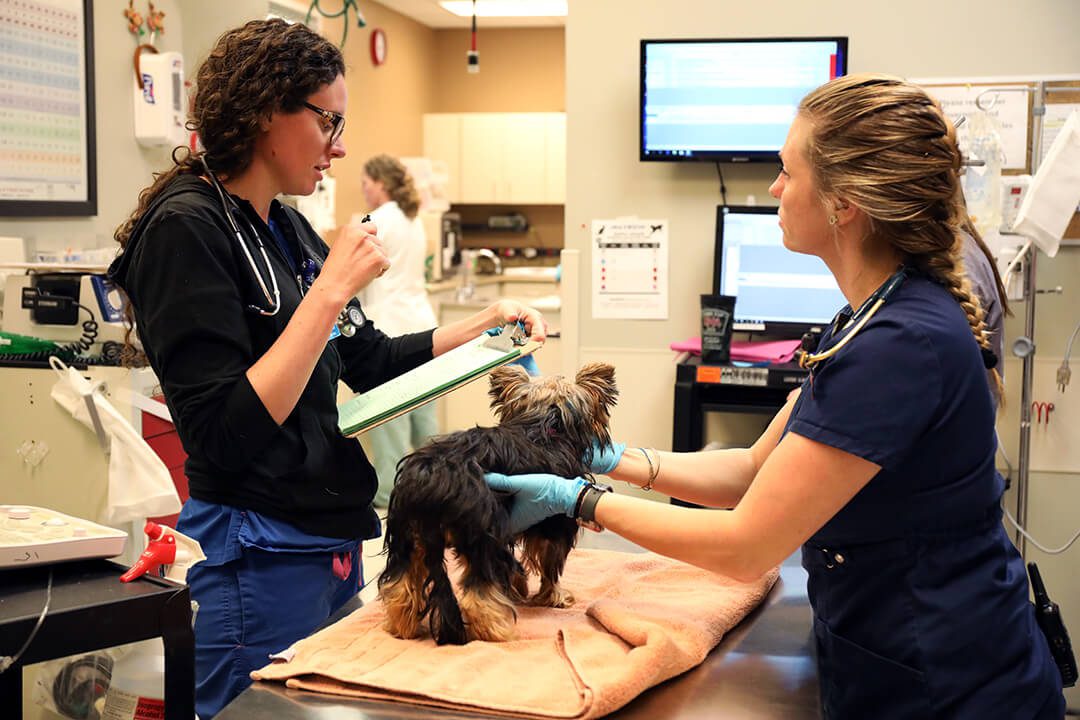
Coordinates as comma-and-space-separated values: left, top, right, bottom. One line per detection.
199, 157, 366, 337
797, 267, 909, 371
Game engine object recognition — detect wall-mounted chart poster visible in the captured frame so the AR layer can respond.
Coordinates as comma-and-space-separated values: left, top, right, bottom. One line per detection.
0, 0, 96, 216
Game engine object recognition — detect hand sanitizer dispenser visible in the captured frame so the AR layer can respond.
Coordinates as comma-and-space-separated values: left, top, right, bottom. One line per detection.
133, 51, 187, 148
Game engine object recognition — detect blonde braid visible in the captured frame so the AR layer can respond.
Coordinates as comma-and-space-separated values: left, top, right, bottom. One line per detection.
918, 242, 1005, 404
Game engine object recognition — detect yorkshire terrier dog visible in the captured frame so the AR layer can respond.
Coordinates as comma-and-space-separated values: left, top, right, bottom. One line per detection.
378, 362, 618, 645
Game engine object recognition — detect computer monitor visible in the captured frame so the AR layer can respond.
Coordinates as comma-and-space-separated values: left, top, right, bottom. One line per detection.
640, 37, 848, 163
714, 205, 847, 335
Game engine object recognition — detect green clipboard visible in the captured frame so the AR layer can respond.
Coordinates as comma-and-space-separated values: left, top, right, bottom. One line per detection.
337, 333, 542, 437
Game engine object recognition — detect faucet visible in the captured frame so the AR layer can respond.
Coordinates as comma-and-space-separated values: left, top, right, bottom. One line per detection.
474, 248, 503, 275
456, 249, 502, 301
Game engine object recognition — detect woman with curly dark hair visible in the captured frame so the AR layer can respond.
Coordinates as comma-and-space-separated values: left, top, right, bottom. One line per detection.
108, 19, 545, 718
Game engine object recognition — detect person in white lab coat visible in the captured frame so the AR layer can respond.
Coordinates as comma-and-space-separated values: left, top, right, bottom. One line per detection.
357, 155, 439, 507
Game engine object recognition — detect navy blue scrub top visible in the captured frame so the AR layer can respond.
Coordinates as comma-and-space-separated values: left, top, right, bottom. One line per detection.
784, 274, 1063, 719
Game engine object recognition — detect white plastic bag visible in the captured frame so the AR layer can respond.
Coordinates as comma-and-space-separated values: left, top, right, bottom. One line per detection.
32, 652, 115, 719
959, 111, 1005, 237
49, 358, 181, 524
1014, 109, 1080, 258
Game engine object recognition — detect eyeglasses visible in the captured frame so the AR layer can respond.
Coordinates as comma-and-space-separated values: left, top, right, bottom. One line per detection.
302, 101, 345, 145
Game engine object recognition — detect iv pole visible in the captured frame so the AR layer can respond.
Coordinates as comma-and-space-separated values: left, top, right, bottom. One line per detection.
976, 81, 1073, 559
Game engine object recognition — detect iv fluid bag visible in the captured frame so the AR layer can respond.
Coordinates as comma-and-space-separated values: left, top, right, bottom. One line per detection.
959, 112, 1004, 236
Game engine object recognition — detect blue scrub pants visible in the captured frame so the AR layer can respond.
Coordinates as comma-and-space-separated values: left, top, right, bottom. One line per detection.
186, 544, 361, 719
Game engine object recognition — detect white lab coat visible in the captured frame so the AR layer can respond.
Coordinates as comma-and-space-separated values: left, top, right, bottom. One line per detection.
358, 201, 437, 334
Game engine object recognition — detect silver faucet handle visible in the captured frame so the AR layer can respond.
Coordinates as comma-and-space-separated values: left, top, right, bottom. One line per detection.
474, 248, 503, 274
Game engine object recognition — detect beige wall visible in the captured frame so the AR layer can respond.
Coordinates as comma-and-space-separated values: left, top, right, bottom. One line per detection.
567, 1, 1080, 705
321, 19, 564, 228
322, 6, 439, 229
430, 29, 565, 112
0, 5, 565, 252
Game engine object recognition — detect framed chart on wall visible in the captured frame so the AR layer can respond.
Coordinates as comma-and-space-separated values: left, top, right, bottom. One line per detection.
0, 0, 96, 217
915, 77, 1035, 172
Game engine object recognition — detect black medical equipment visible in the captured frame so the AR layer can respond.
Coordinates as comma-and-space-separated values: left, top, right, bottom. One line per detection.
1028, 562, 1078, 687
199, 157, 366, 338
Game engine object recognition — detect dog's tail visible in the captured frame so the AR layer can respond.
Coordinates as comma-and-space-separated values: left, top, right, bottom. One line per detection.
417, 521, 468, 645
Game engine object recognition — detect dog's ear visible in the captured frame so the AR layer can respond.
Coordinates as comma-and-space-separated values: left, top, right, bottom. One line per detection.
574, 363, 618, 415
488, 364, 531, 417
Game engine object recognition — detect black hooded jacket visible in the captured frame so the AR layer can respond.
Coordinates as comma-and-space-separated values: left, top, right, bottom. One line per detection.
108, 174, 433, 539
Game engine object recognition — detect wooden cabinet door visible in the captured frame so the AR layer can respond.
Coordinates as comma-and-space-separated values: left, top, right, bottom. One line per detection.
427, 112, 567, 205
422, 114, 462, 203
502, 113, 548, 203
460, 113, 505, 203
543, 113, 566, 203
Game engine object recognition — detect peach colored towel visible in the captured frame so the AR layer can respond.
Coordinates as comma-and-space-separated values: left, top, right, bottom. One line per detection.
252, 548, 779, 719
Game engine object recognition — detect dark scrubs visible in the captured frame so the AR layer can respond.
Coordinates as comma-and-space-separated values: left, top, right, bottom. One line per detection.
785, 274, 1063, 718
180, 499, 363, 719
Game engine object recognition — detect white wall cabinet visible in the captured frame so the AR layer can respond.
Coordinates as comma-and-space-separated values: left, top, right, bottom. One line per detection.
421, 113, 461, 203
423, 112, 566, 204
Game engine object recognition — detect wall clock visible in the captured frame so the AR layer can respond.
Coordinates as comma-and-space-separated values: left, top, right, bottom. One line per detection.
370, 28, 387, 67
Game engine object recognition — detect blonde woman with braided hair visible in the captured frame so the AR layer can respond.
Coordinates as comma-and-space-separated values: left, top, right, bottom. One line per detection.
484, 74, 1063, 718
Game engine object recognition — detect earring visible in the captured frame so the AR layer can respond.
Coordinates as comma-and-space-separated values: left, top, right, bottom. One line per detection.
828, 214, 839, 225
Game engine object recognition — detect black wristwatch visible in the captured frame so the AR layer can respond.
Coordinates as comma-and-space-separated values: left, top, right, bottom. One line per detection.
574, 482, 613, 532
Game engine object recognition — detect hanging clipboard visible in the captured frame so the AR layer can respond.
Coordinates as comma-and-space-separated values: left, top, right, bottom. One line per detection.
337, 333, 541, 437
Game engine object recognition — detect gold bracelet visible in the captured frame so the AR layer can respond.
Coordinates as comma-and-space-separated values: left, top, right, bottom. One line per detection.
639, 447, 660, 491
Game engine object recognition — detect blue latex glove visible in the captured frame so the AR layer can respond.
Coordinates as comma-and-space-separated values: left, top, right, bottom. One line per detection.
509, 353, 540, 376
484, 472, 588, 535
587, 440, 627, 475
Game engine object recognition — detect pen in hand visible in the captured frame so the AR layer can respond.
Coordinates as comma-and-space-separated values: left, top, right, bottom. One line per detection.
354, 214, 388, 278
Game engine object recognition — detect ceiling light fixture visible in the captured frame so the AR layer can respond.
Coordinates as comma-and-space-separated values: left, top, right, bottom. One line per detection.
439, 0, 567, 18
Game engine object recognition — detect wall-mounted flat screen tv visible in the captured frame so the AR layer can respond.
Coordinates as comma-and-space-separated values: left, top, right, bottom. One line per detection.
641, 37, 848, 163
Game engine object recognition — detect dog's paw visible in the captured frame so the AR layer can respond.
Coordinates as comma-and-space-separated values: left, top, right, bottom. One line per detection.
460, 586, 518, 642
383, 608, 424, 639
530, 585, 575, 608
380, 579, 426, 639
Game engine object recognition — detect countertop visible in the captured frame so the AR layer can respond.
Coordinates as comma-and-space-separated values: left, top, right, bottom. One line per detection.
426, 266, 559, 295
429, 268, 561, 312
218, 537, 820, 719
439, 293, 561, 312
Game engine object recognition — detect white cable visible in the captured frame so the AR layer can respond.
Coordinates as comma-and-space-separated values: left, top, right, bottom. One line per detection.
996, 429, 1013, 482
1002, 503, 1080, 555
1003, 239, 1032, 279
0, 568, 53, 673
996, 432, 1080, 554
1060, 320, 1080, 387
1066, 321, 1080, 360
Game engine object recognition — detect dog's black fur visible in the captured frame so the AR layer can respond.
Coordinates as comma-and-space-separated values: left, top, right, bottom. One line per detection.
378, 362, 618, 645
